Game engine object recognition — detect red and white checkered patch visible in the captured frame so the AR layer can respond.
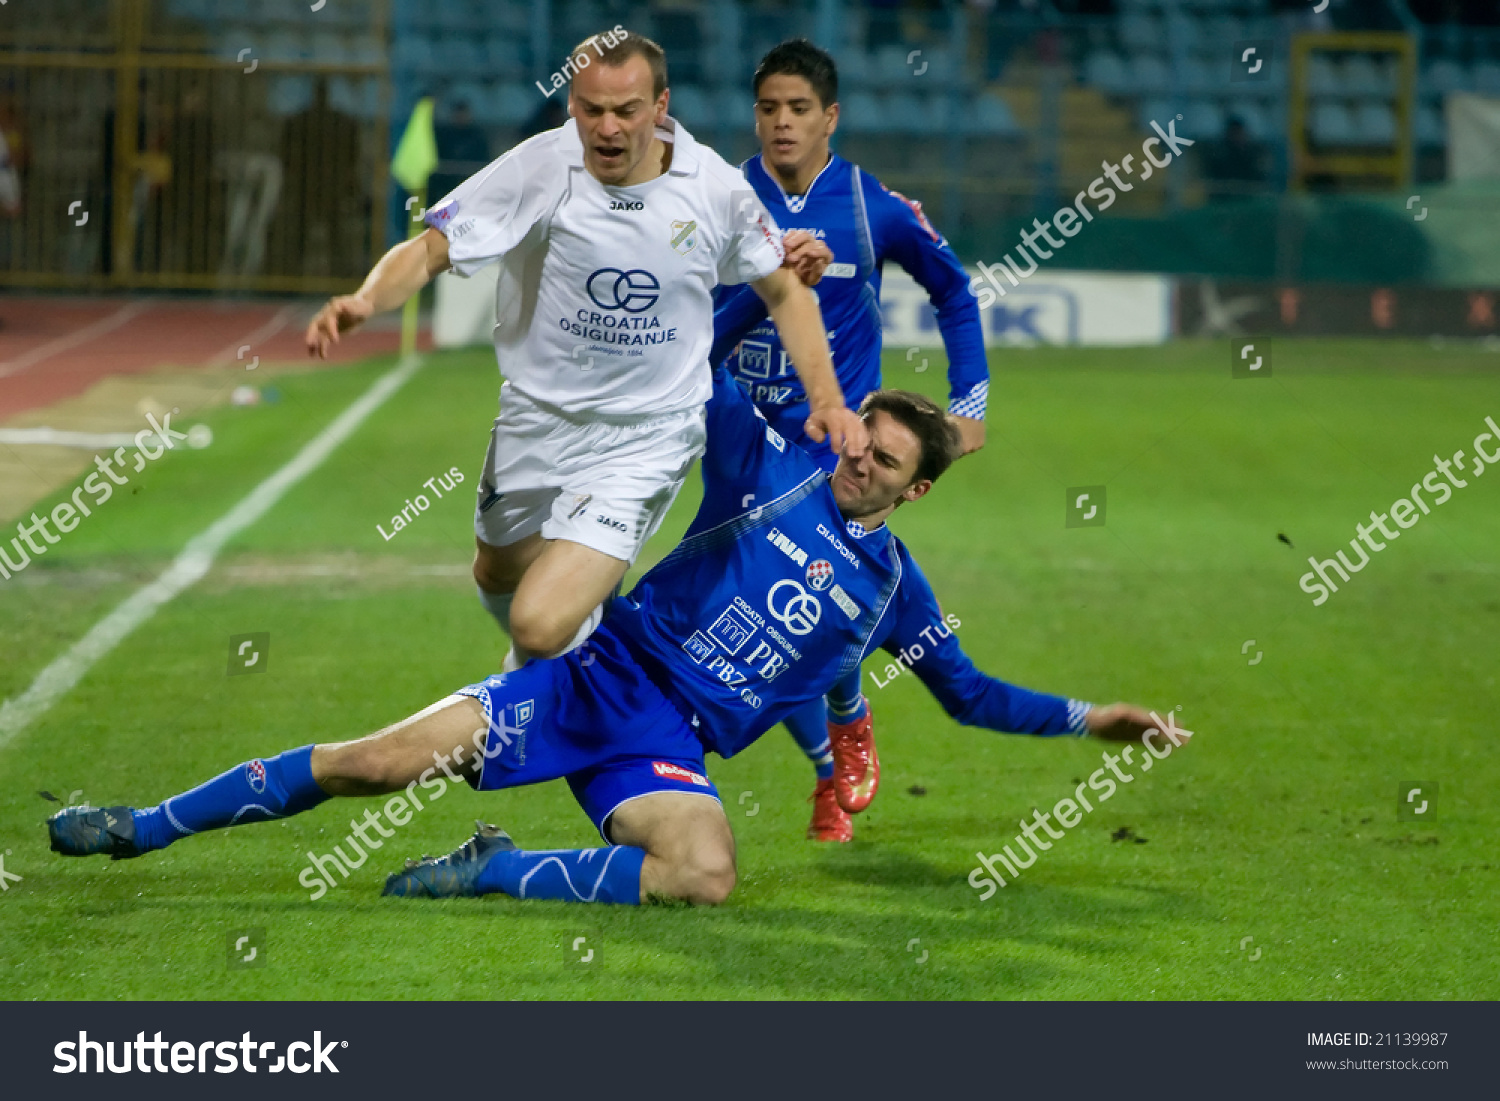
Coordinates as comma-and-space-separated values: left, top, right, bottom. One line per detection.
245, 759, 267, 794
805, 558, 833, 591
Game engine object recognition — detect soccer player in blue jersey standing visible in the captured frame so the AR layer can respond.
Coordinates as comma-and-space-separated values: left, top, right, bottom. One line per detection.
711, 39, 990, 841
49, 369, 1175, 908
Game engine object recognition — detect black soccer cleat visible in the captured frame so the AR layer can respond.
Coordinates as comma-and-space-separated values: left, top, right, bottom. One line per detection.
382, 820, 516, 899
48, 805, 142, 860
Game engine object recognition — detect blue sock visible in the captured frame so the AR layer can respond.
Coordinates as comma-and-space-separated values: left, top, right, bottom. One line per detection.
784, 698, 834, 781
827, 669, 868, 724
132, 745, 329, 853
475, 845, 645, 905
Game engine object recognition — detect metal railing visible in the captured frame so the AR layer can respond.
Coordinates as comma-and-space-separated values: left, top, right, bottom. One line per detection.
0, 0, 390, 293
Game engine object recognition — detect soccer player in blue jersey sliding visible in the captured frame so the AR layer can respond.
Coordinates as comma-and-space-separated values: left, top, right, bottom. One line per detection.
711, 39, 990, 841
48, 370, 1174, 907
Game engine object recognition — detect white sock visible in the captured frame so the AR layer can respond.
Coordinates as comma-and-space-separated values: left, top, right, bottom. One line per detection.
478, 588, 531, 672
563, 601, 606, 653
476, 587, 513, 635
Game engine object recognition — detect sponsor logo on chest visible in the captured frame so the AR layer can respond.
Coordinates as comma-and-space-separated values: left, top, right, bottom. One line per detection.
766, 527, 806, 567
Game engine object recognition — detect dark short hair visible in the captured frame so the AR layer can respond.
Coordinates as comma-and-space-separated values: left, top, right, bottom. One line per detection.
569, 30, 668, 99
754, 38, 838, 108
858, 390, 961, 486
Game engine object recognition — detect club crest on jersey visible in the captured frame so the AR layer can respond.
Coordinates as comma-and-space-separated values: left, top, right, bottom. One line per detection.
670, 219, 698, 256
246, 759, 267, 794
805, 558, 833, 591
652, 761, 710, 787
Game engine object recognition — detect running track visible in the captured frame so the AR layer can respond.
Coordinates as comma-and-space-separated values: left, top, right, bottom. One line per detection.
0, 296, 432, 420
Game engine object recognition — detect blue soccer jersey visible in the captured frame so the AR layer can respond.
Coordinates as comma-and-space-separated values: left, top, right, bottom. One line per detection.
709, 153, 989, 470
604, 369, 1087, 759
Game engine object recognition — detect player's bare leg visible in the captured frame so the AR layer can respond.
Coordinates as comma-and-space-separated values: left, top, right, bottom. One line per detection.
49, 696, 496, 860
310, 695, 490, 794
472, 532, 543, 666
608, 791, 737, 905
474, 534, 629, 664
385, 789, 737, 906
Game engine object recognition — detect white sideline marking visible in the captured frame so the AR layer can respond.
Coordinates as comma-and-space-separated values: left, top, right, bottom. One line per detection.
0, 354, 423, 750
0, 301, 152, 380
0, 427, 142, 448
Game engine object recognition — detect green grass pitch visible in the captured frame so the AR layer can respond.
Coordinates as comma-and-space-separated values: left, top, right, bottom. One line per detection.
1, 339, 1496, 1000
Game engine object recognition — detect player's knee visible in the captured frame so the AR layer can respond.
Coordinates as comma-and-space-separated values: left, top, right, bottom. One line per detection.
472, 545, 518, 595
508, 603, 575, 658
679, 845, 737, 906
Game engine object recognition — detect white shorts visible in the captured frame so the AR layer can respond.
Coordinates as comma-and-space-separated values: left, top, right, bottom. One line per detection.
473, 384, 707, 564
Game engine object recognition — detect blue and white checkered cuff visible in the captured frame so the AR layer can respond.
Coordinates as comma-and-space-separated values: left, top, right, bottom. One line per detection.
1066, 699, 1093, 735
949, 380, 988, 420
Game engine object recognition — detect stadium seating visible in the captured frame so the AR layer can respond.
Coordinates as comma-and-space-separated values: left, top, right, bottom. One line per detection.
668, 85, 712, 131
969, 93, 1022, 137
1423, 59, 1470, 95
1084, 52, 1132, 96
1415, 102, 1445, 147
1308, 100, 1357, 146
1473, 61, 1500, 95
150, 0, 1497, 181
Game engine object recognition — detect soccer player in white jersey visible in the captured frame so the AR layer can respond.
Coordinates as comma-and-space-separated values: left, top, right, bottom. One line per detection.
306, 32, 865, 668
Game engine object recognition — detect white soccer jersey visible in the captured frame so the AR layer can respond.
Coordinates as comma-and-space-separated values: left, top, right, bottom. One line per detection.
425, 117, 786, 417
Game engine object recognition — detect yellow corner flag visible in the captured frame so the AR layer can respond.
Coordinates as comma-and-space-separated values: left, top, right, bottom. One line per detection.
391, 97, 438, 193
392, 98, 438, 356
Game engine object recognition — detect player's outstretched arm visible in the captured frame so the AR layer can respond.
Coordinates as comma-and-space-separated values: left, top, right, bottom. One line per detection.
875, 185, 989, 456
304, 227, 452, 358
781, 229, 832, 286
1083, 702, 1189, 745
750, 266, 867, 458
706, 231, 831, 367
951, 414, 986, 455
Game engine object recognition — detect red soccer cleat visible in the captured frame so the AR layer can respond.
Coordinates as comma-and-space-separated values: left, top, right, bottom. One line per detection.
828, 705, 879, 814
807, 778, 853, 842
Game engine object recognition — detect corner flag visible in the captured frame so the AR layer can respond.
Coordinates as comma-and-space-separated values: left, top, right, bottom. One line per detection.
391, 97, 438, 356
391, 97, 438, 193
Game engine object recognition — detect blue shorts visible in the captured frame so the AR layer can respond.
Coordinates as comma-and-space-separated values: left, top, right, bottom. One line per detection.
454, 625, 721, 842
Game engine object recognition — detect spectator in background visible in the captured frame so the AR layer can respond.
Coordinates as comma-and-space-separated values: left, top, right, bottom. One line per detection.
430, 100, 491, 202
0, 128, 20, 218
519, 96, 568, 141
280, 77, 361, 276
1201, 114, 1267, 201
157, 74, 214, 274
0, 119, 18, 326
